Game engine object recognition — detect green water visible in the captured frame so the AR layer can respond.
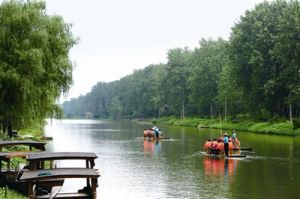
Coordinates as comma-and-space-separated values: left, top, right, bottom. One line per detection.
44, 119, 300, 198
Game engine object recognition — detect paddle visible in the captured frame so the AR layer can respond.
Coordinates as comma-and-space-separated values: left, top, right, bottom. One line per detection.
49, 186, 62, 199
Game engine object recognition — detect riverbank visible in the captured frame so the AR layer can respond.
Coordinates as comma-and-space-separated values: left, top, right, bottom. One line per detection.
0, 188, 26, 199
0, 124, 44, 199
154, 117, 300, 136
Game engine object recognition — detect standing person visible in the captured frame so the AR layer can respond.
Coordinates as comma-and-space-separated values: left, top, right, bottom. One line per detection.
152, 126, 160, 140
223, 133, 229, 157
231, 129, 237, 147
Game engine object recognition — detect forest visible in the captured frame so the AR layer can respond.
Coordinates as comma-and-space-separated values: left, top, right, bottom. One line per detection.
62, 1, 300, 127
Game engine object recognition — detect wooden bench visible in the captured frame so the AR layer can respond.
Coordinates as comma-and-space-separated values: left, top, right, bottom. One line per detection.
26, 152, 98, 170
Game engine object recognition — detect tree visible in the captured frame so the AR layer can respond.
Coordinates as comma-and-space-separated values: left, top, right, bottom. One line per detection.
189, 39, 227, 118
0, 0, 76, 134
229, 0, 300, 119
164, 47, 193, 118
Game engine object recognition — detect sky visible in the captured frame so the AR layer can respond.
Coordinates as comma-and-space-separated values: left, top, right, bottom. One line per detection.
43, 0, 266, 102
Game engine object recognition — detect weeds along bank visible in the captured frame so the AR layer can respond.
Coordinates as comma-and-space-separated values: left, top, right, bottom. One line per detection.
154, 117, 300, 136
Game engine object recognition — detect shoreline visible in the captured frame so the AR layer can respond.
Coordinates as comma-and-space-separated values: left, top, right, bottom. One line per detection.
153, 117, 300, 136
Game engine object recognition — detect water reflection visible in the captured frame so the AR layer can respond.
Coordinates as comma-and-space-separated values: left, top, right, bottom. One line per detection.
204, 157, 239, 182
143, 140, 161, 155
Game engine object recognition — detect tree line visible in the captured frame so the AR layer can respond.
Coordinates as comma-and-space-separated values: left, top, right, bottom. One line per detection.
63, 1, 300, 124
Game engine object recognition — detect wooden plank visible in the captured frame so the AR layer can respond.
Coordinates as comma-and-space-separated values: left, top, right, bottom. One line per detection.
201, 152, 246, 158
240, 147, 253, 151
26, 152, 97, 161
226, 155, 246, 158
49, 186, 62, 199
20, 168, 100, 181
35, 192, 90, 199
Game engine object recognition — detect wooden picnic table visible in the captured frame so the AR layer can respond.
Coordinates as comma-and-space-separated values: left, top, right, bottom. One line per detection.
20, 168, 100, 199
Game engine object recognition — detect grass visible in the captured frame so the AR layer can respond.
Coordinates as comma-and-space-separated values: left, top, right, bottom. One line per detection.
0, 187, 26, 199
155, 116, 300, 136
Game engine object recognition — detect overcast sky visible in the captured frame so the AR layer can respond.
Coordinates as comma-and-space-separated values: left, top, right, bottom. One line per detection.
44, 0, 266, 101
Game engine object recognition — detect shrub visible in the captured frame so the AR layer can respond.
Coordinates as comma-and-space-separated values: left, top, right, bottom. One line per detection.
293, 118, 300, 130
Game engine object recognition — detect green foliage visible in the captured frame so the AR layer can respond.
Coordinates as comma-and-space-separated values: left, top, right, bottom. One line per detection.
189, 38, 229, 116
0, 0, 76, 132
61, 0, 300, 130
0, 188, 26, 199
156, 117, 298, 136
293, 118, 300, 129
164, 48, 193, 118
229, 0, 300, 117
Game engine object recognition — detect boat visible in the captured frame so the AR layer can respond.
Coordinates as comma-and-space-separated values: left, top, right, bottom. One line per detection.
143, 128, 164, 140
203, 136, 246, 158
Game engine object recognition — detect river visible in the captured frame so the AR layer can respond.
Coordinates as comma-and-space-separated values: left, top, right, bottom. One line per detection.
44, 119, 300, 199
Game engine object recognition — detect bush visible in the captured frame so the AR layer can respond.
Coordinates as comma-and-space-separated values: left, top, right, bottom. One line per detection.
293, 118, 300, 130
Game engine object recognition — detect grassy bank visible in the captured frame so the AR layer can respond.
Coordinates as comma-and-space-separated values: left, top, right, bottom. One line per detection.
154, 116, 300, 136
0, 123, 44, 198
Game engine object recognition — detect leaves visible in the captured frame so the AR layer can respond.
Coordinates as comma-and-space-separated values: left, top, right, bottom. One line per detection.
0, 0, 76, 130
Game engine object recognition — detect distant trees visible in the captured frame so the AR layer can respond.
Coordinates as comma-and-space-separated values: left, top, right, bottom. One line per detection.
0, 1, 76, 134
62, 0, 300, 125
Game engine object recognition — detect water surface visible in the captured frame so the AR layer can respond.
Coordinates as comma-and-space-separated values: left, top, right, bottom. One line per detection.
44, 119, 300, 198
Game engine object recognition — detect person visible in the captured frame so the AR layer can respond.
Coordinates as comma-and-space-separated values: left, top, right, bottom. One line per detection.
231, 129, 237, 147
223, 133, 229, 157
152, 126, 160, 140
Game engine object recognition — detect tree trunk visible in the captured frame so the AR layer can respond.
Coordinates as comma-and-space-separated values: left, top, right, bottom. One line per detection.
224, 97, 227, 121
210, 102, 213, 120
289, 103, 293, 123
181, 101, 185, 119
289, 93, 293, 123
8, 122, 13, 138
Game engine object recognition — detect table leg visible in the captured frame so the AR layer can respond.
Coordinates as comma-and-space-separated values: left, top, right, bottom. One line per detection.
91, 178, 97, 199
27, 181, 33, 199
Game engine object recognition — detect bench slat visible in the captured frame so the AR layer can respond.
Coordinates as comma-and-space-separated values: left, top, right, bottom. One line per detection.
35, 192, 90, 199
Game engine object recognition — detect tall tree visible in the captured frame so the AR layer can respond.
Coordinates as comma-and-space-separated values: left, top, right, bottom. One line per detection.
165, 47, 193, 118
229, 0, 300, 119
0, 0, 76, 134
189, 39, 227, 118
